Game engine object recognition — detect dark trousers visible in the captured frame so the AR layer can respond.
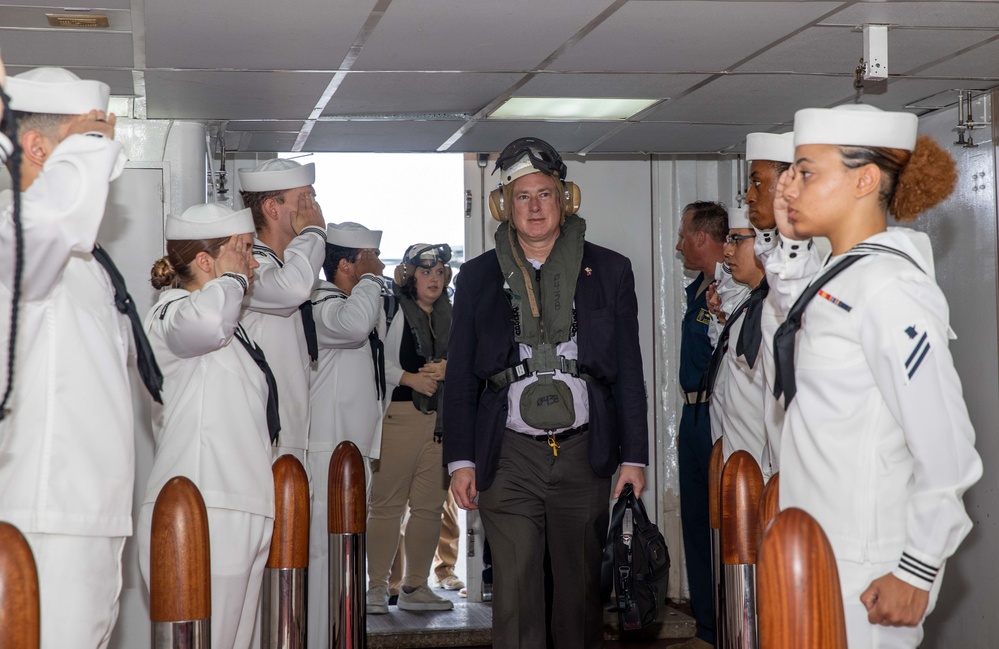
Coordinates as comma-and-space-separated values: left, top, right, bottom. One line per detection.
479, 430, 611, 649
679, 403, 715, 645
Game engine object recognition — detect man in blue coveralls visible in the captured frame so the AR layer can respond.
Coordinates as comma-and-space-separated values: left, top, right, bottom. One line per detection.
674, 201, 727, 649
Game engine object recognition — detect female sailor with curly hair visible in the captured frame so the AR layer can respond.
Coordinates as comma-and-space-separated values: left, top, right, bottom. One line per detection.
772, 105, 982, 649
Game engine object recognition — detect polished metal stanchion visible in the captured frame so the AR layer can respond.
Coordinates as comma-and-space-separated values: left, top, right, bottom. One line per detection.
708, 438, 725, 649
262, 455, 310, 648
720, 451, 763, 649
151, 476, 211, 648
328, 441, 366, 649
757, 508, 847, 649
0, 522, 39, 648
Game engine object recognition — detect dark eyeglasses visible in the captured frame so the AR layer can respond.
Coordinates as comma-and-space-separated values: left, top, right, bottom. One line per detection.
406, 243, 452, 268
725, 233, 756, 245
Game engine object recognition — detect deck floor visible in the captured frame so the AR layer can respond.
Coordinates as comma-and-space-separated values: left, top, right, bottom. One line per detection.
367, 588, 696, 649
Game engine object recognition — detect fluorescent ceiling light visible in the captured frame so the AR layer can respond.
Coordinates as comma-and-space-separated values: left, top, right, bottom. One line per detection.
487, 97, 659, 121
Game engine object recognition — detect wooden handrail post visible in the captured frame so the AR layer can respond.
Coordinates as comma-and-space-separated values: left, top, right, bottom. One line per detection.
0, 522, 39, 648
262, 455, 310, 648
708, 438, 725, 648
328, 441, 366, 649
757, 508, 847, 649
720, 450, 764, 649
150, 476, 211, 648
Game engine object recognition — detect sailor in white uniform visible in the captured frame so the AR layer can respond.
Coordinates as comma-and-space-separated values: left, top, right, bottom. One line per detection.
238, 159, 327, 465
137, 203, 274, 649
306, 221, 386, 649
775, 105, 982, 648
705, 206, 767, 465
741, 132, 821, 476
0, 66, 141, 649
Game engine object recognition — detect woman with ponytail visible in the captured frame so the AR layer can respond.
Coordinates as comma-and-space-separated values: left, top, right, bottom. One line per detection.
137, 202, 275, 649
772, 105, 982, 649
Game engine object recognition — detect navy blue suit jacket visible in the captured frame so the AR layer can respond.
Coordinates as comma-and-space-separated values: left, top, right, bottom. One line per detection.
443, 240, 648, 491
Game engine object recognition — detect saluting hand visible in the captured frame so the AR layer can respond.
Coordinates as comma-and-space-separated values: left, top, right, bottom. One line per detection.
291, 192, 325, 234
773, 168, 794, 239
65, 110, 116, 140
860, 573, 930, 627
706, 281, 726, 324
355, 249, 385, 278
214, 236, 252, 281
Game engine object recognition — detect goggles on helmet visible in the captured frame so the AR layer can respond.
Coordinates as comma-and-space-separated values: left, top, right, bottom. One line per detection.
493, 137, 567, 181
405, 243, 452, 269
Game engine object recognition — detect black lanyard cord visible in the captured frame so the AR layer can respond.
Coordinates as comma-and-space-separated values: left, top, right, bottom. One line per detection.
0, 90, 22, 421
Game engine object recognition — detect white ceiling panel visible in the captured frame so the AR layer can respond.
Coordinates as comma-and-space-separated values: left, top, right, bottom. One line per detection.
451, 121, 621, 153
852, 77, 995, 112
3, 0, 130, 8
144, 71, 334, 120
590, 121, 773, 153
304, 120, 467, 152
227, 121, 305, 132
515, 72, 711, 99
6, 65, 134, 94
144, 0, 379, 70
739, 25, 997, 75
644, 74, 854, 124
825, 2, 999, 28
351, 0, 615, 72
551, 1, 844, 72
0, 28, 133, 67
323, 72, 524, 115
242, 131, 303, 153
913, 35, 999, 78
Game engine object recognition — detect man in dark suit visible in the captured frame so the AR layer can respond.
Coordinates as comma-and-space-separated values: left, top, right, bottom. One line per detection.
444, 137, 648, 649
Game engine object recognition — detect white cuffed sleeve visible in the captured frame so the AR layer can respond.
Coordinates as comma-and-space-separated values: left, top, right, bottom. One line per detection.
0, 135, 126, 301
245, 229, 326, 316
312, 275, 384, 349
860, 279, 982, 590
156, 277, 246, 359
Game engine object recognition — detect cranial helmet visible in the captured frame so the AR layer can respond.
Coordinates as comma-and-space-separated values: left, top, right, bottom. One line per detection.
488, 137, 581, 222
394, 243, 453, 286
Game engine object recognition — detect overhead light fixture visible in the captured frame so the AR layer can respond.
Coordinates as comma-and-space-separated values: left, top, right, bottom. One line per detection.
862, 24, 889, 80
487, 97, 660, 121
108, 97, 134, 119
45, 13, 110, 28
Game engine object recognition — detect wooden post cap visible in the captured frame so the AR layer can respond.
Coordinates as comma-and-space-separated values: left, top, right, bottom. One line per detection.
0, 522, 39, 648
267, 454, 311, 569
757, 508, 847, 649
720, 450, 764, 565
708, 438, 724, 530
150, 476, 211, 623
328, 441, 366, 535
757, 472, 781, 547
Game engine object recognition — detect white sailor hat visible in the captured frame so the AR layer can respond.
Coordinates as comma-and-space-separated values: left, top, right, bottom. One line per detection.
727, 205, 752, 230
746, 132, 794, 164
794, 104, 918, 152
166, 203, 255, 240
238, 158, 316, 193
6, 67, 110, 115
327, 222, 382, 249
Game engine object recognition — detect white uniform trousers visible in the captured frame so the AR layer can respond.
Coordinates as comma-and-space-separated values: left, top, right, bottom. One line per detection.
306, 449, 373, 649
839, 560, 942, 649
26, 532, 125, 649
138, 505, 273, 649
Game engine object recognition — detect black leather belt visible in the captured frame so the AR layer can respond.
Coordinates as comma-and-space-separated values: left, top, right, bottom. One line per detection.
511, 423, 589, 443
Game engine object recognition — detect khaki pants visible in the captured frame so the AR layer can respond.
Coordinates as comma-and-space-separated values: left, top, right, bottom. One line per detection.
368, 402, 448, 589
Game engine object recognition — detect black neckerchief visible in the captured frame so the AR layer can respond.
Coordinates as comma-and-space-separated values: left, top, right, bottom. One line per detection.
92, 245, 164, 403
734, 277, 770, 369
233, 324, 281, 442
